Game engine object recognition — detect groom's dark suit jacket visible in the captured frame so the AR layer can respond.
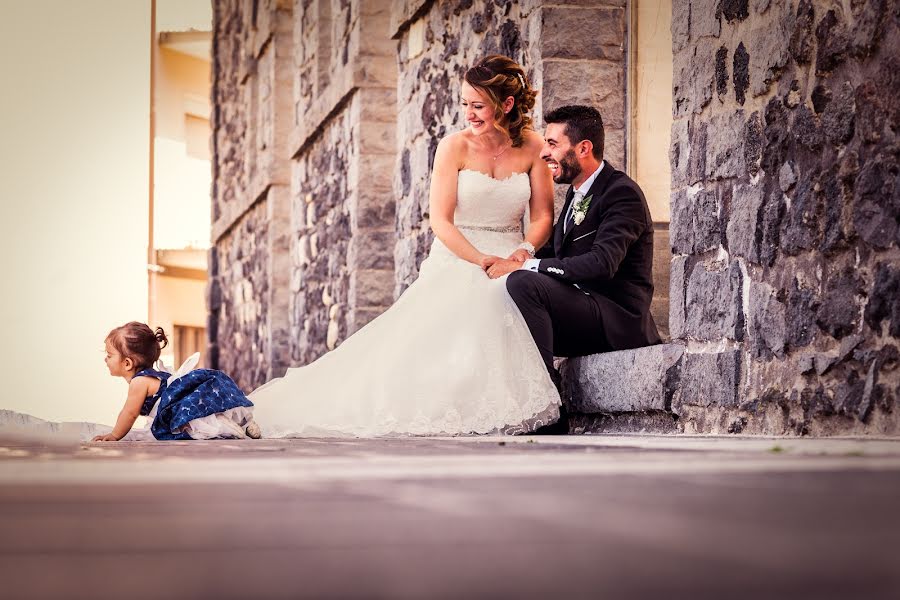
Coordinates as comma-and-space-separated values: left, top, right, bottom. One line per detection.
534, 162, 662, 350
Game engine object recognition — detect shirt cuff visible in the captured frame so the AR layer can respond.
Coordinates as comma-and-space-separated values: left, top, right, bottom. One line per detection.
522, 259, 540, 272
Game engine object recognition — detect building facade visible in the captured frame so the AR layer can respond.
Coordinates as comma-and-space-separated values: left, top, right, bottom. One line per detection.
209, 0, 899, 435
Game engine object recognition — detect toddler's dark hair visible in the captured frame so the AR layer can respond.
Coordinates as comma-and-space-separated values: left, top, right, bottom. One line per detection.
106, 322, 168, 370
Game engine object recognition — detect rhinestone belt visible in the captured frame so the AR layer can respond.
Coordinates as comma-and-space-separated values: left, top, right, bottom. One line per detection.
457, 224, 522, 233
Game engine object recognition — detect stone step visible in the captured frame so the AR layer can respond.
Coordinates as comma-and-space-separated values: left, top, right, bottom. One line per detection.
560, 343, 685, 414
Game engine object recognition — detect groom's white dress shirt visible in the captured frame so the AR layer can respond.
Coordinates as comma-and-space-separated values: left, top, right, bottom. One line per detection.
522, 161, 605, 273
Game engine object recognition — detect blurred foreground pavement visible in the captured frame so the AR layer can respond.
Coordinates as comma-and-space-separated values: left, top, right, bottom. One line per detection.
1, 435, 899, 600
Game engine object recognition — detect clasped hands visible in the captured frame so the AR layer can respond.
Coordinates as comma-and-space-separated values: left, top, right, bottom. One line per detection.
480, 248, 531, 279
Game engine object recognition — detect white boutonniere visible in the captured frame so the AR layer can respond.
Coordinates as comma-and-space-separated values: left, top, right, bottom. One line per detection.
572, 194, 593, 225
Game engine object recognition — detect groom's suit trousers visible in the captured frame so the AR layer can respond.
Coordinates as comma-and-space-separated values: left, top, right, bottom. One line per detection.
507, 271, 614, 375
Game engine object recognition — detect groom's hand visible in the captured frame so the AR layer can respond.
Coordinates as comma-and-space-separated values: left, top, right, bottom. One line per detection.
479, 255, 502, 271
486, 259, 523, 279
506, 249, 531, 263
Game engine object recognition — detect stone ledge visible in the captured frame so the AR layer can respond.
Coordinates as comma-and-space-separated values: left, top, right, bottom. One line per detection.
561, 343, 685, 413
569, 411, 681, 435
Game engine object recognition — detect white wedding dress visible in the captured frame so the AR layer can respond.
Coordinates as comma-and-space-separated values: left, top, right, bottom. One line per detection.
250, 169, 561, 436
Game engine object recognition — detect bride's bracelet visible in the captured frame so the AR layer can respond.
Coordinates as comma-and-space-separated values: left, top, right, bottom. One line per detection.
516, 242, 536, 258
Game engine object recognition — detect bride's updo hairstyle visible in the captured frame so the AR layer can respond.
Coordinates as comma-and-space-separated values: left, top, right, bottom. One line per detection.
106, 322, 169, 370
464, 55, 538, 147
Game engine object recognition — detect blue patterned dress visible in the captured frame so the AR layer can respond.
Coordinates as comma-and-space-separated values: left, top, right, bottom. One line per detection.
135, 368, 254, 440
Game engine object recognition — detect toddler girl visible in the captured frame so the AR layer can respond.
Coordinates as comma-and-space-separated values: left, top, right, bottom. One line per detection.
93, 321, 261, 441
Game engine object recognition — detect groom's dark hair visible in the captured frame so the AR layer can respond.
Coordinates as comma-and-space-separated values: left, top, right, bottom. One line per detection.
544, 105, 604, 160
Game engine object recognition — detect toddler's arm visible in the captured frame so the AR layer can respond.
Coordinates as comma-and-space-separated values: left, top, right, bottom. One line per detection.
92, 378, 151, 442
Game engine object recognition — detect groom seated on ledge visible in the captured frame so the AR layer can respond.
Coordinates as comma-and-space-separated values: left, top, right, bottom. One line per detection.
489, 105, 662, 429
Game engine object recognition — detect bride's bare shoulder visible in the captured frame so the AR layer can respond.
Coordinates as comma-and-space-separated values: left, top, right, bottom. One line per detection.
435, 131, 473, 165
440, 130, 472, 150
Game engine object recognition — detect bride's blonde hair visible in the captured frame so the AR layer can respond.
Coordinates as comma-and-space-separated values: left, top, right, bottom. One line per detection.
464, 55, 538, 148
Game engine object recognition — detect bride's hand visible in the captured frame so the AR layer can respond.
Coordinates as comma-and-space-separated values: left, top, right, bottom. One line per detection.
506, 249, 530, 263
487, 259, 523, 279
478, 254, 502, 271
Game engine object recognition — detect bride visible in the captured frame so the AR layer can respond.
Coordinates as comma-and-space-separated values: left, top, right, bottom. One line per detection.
250, 55, 561, 436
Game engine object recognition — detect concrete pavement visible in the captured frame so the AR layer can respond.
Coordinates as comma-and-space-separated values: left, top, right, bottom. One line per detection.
1, 435, 899, 599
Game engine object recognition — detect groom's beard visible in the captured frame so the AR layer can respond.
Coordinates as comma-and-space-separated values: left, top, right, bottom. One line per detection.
551, 149, 581, 184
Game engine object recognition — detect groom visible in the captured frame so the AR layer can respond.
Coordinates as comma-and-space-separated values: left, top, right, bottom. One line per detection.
494, 104, 661, 406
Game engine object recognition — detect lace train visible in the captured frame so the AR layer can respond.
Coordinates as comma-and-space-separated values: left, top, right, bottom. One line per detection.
249, 170, 561, 437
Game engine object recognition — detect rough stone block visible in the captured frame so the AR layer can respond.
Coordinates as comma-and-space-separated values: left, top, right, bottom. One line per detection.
721, 0, 750, 22
359, 120, 396, 154
815, 8, 849, 75
715, 45, 729, 100
358, 152, 396, 193
853, 155, 898, 249
684, 259, 744, 341
604, 128, 625, 167
351, 268, 395, 308
355, 193, 396, 229
687, 118, 707, 184
780, 171, 821, 255
705, 110, 745, 180
670, 118, 690, 188
562, 343, 685, 413
865, 263, 900, 337
359, 10, 397, 58
569, 411, 680, 434
748, 281, 787, 358
669, 255, 690, 339
672, 2, 690, 53
348, 229, 396, 270
726, 182, 764, 264
691, 0, 722, 39
816, 265, 864, 340
673, 45, 713, 117
733, 42, 750, 105
744, 111, 763, 177
356, 87, 403, 124
676, 349, 742, 409
748, 7, 790, 97
541, 7, 624, 60
752, 0, 772, 16
542, 60, 625, 128
670, 186, 721, 255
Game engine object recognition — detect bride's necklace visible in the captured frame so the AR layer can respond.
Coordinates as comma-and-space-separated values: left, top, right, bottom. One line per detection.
491, 143, 511, 161
482, 139, 511, 161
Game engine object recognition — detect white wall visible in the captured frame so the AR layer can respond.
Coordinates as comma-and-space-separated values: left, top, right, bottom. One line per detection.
633, 0, 673, 222
0, 1, 151, 424
156, 0, 212, 33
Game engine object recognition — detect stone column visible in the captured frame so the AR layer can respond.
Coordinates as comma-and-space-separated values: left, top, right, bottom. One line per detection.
210, 0, 294, 390
288, 0, 397, 366
669, 0, 899, 435
538, 1, 627, 165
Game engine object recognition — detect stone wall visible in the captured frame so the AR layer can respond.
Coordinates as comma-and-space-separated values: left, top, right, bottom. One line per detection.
288, 0, 397, 364
211, 0, 397, 387
391, 0, 627, 291
212, 0, 630, 387
210, 0, 294, 389
669, 0, 899, 434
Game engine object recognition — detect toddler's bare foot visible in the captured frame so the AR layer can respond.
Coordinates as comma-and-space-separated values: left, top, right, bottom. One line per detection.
245, 421, 262, 439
